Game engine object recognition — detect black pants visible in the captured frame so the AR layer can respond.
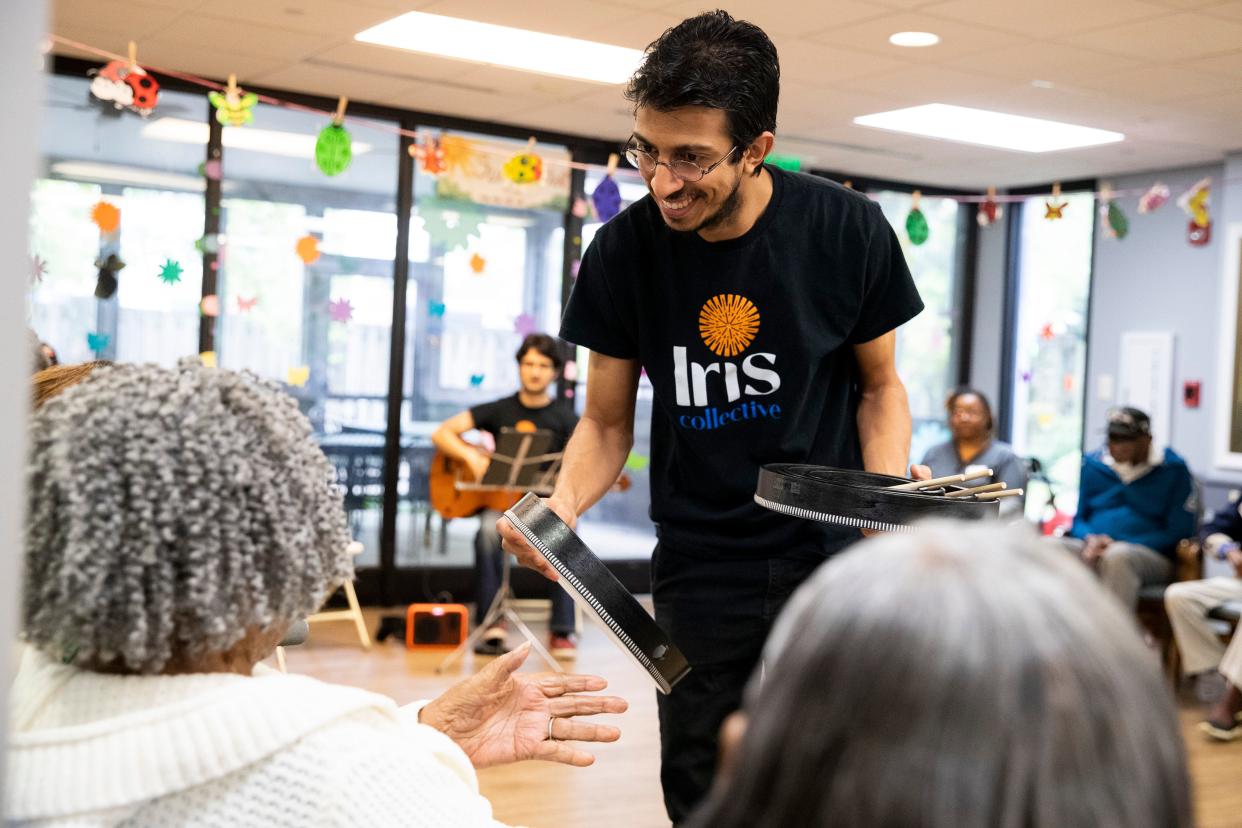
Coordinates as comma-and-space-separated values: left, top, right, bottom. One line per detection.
652, 543, 828, 824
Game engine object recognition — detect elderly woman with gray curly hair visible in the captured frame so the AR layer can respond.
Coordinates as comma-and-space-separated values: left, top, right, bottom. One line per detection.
7, 360, 627, 827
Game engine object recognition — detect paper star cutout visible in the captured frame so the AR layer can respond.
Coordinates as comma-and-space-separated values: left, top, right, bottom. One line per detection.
87, 332, 110, 352
30, 254, 46, 285
328, 297, 354, 323
158, 258, 183, 285
1044, 200, 1067, 220
296, 235, 320, 264
469, 253, 487, 274
91, 201, 120, 233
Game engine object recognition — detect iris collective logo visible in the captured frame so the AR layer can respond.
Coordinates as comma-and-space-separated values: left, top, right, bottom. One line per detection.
674, 294, 782, 431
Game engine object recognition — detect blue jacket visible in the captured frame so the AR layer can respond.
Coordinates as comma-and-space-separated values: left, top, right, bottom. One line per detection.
1069, 447, 1196, 557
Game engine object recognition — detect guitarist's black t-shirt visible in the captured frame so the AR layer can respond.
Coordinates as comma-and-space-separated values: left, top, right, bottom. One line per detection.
560, 165, 923, 558
469, 394, 578, 453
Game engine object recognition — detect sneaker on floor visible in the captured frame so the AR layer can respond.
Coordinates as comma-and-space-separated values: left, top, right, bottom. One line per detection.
474, 638, 509, 656
1197, 719, 1242, 742
549, 633, 577, 660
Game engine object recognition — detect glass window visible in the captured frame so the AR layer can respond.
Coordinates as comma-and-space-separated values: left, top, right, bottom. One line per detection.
212, 102, 401, 567
1008, 192, 1095, 516
574, 169, 658, 560
29, 76, 206, 365
871, 191, 962, 465
397, 130, 570, 568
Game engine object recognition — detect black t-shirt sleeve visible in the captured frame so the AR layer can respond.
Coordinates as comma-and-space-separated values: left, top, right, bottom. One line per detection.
846, 204, 925, 345
559, 236, 639, 359
468, 399, 504, 435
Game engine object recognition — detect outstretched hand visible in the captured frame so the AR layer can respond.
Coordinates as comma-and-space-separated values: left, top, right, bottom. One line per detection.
497, 496, 577, 581
418, 643, 628, 768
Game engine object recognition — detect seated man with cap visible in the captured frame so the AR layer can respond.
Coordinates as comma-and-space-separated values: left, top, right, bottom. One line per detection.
1066, 407, 1197, 610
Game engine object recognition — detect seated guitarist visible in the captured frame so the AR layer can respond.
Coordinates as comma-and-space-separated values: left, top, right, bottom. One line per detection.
432, 333, 579, 658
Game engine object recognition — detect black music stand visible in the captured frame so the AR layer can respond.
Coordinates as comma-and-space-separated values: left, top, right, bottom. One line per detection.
437, 428, 566, 673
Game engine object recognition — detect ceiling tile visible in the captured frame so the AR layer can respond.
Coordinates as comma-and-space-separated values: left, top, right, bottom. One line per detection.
1202, 1, 1242, 19
662, 0, 887, 37
149, 14, 342, 61
808, 12, 1030, 62
306, 41, 475, 82
449, 64, 612, 100
1059, 12, 1242, 61
585, 12, 685, 49
1183, 49, 1242, 78
250, 60, 419, 104
776, 38, 912, 85
844, 65, 1021, 104
1076, 63, 1241, 103
942, 41, 1144, 87
419, 0, 633, 40
922, 0, 1171, 39
52, 0, 188, 41
778, 82, 910, 131
199, 0, 399, 36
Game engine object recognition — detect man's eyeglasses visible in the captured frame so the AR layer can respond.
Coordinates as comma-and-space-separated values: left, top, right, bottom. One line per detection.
623, 143, 739, 183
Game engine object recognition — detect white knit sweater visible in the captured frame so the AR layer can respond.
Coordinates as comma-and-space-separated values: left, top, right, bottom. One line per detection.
6, 648, 513, 827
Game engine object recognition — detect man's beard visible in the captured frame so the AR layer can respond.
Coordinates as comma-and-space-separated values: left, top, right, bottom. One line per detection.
653, 172, 744, 235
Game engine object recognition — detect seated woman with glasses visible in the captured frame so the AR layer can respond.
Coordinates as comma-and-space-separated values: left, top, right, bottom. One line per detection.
8, 360, 626, 827
688, 521, 1191, 828
921, 387, 1028, 517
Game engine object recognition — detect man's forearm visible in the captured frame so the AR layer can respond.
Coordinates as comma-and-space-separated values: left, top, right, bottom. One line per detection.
551, 416, 633, 517
856, 381, 912, 478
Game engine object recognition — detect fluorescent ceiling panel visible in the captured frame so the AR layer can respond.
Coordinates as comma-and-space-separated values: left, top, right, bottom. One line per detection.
854, 103, 1125, 153
142, 118, 372, 159
355, 12, 643, 84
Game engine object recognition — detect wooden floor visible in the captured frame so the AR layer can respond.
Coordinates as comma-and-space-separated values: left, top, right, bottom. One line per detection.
285, 607, 1242, 828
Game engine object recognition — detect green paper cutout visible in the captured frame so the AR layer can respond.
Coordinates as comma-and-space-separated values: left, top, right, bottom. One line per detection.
906, 208, 929, 246
1107, 201, 1129, 239
419, 205, 484, 252
158, 258, 183, 285
315, 123, 353, 176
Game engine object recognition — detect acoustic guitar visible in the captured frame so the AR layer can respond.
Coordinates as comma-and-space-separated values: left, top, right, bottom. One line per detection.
428, 449, 632, 520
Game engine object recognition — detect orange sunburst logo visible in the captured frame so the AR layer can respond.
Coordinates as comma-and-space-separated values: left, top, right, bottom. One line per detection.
699, 294, 760, 357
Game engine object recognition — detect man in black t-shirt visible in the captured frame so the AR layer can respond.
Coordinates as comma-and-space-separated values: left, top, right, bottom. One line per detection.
432, 333, 579, 659
497, 13, 929, 821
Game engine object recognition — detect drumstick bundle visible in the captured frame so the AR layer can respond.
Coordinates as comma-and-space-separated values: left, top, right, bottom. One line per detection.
889, 468, 1024, 503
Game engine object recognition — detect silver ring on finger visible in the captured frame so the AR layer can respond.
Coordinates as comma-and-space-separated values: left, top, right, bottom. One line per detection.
547, 716, 558, 742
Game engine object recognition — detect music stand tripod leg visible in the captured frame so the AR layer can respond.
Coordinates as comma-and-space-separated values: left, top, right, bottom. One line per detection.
436, 578, 508, 673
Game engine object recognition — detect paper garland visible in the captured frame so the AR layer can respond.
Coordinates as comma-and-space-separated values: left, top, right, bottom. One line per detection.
209, 75, 258, 127
1178, 178, 1211, 246
503, 138, 542, 184
1138, 182, 1170, 214
977, 187, 1002, 227
88, 46, 159, 118
94, 253, 125, 299
905, 190, 928, 245
1044, 183, 1067, 220
591, 153, 623, 222
1098, 185, 1128, 240
316, 124, 353, 176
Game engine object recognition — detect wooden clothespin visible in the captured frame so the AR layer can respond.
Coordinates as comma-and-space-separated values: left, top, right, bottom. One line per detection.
227, 73, 239, 98
1098, 181, 1113, 203
911, 189, 922, 210
1051, 181, 1062, 200
127, 40, 138, 70
606, 152, 619, 175
333, 96, 348, 126
843, 180, 854, 190
987, 185, 997, 200
525, 136, 537, 155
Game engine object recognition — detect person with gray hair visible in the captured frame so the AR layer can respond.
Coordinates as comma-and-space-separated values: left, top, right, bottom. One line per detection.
7, 360, 627, 827
686, 521, 1191, 828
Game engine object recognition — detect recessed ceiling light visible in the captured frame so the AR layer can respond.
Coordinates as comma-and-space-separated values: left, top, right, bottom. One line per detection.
1031, 79, 1055, 89
889, 31, 940, 47
853, 103, 1124, 153
141, 117, 372, 159
356, 12, 644, 85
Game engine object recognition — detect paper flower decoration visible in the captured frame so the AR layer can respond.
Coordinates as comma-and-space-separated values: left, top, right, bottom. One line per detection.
236, 295, 258, 313
316, 123, 353, 177
199, 351, 217, 368
1138, 182, 1170, 214
513, 313, 537, 336
905, 208, 929, 246
91, 201, 121, 233
94, 253, 126, 299
30, 254, 46, 285
208, 76, 258, 127
87, 332, 110, 353
296, 235, 321, 264
328, 297, 354, 323
287, 366, 310, 387
418, 136, 445, 175
503, 147, 542, 184
158, 259, 183, 285
469, 253, 487, 274
591, 175, 622, 223
200, 295, 220, 317
428, 300, 446, 318
469, 373, 486, 387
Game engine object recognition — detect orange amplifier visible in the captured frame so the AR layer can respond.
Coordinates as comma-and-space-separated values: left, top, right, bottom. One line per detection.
405, 603, 469, 649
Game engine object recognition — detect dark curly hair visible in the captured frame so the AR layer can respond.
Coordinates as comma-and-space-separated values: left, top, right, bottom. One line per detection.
515, 333, 564, 371
625, 10, 779, 177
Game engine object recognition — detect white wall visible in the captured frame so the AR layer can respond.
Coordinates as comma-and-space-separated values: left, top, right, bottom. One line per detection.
1, 0, 46, 796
